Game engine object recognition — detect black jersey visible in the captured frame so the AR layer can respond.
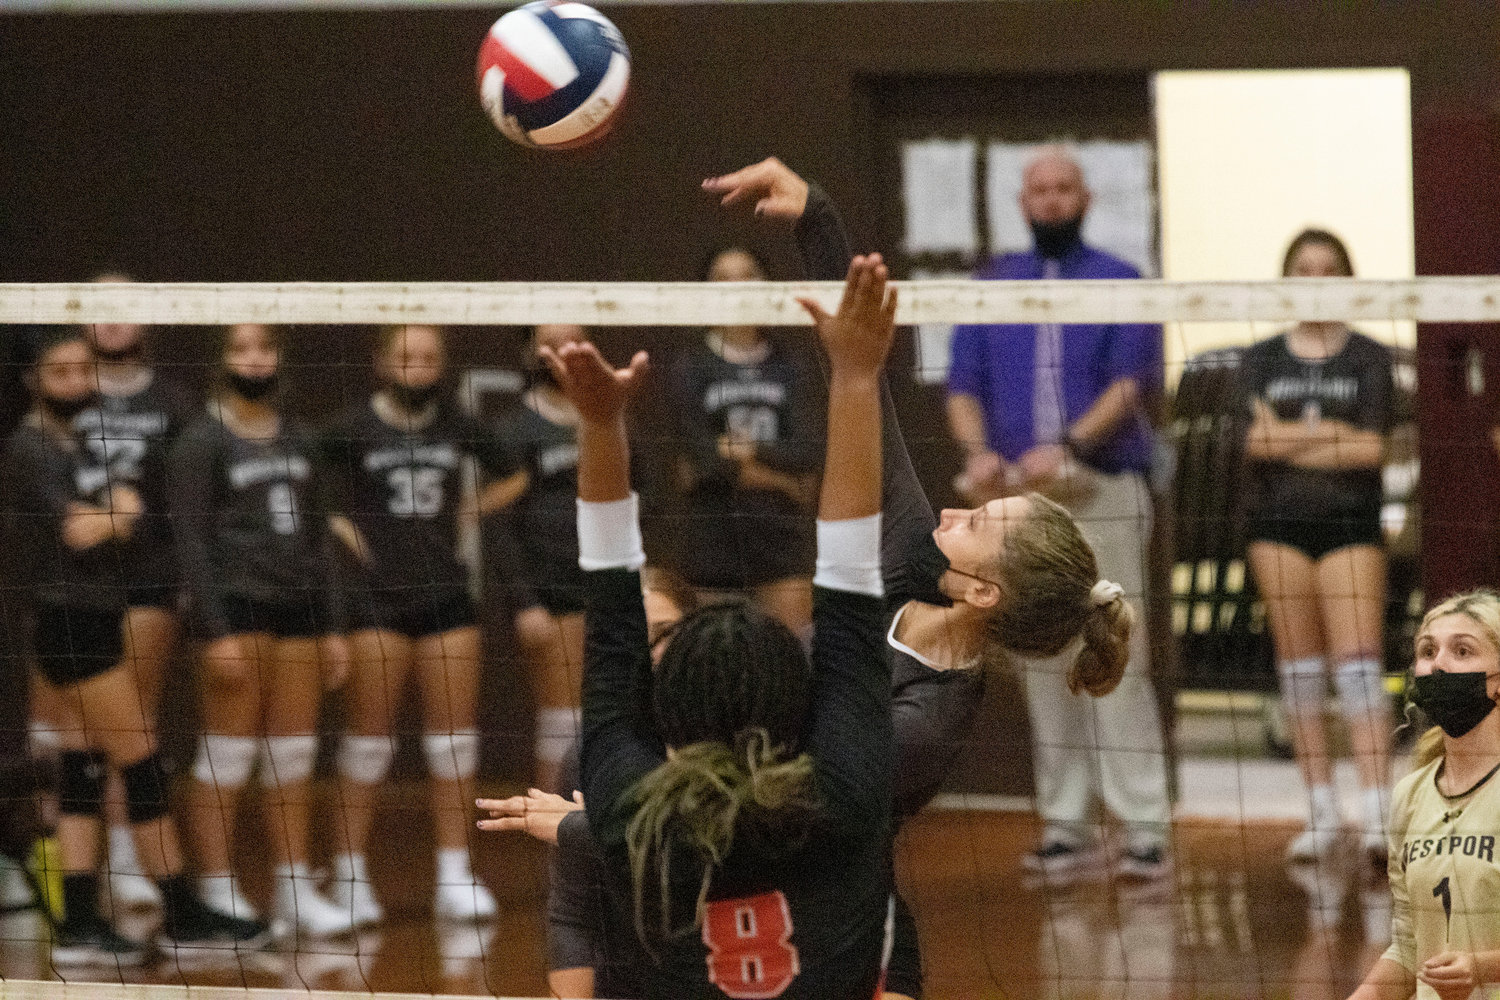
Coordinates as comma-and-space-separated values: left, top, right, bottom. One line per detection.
1236, 332, 1395, 520
493, 401, 580, 590
1, 422, 127, 613
320, 400, 513, 595
74, 372, 193, 551
169, 410, 338, 639
669, 336, 824, 494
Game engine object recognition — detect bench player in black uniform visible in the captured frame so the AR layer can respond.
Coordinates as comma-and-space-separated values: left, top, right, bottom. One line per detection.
668, 248, 825, 638
543, 254, 898, 1000
79, 273, 195, 912
1237, 230, 1397, 863
481, 159, 1136, 1000
3, 329, 270, 965
320, 324, 514, 924
491, 324, 591, 795
170, 323, 351, 938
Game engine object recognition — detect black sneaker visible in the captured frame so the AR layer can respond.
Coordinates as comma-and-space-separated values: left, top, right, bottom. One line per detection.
159, 897, 274, 953
52, 917, 151, 967
1021, 839, 1097, 876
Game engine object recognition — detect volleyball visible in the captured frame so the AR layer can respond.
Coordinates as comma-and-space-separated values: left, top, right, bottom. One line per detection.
476, 1, 630, 150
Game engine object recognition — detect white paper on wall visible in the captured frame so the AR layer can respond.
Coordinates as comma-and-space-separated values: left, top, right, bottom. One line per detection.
902, 138, 979, 255
908, 267, 969, 385
985, 140, 1158, 277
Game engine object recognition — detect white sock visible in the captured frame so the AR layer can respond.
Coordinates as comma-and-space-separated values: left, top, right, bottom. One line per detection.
109, 825, 143, 876
333, 852, 368, 883
1309, 784, 1340, 829
1361, 785, 1389, 834
437, 847, 471, 885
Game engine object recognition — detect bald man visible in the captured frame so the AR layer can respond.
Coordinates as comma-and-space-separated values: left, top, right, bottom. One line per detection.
946, 146, 1172, 882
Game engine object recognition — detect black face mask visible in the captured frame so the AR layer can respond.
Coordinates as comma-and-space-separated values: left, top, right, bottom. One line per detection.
1414, 670, 1499, 739
225, 371, 278, 402
390, 382, 441, 410
41, 392, 98, 422
1029, 216, 1084, 260
92, 342, 144, 364
890, 534, 955, 609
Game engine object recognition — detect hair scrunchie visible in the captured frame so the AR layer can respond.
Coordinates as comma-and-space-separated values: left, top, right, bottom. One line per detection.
1090, 579, 1124, 606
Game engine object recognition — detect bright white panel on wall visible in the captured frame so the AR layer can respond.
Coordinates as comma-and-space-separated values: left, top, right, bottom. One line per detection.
902, 138, 979, 256
987, 139, 1158, 277
1155, 69, 1415, 377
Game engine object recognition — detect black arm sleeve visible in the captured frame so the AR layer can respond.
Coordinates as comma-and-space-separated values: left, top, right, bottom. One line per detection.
890, 654, 985, 819
168, 423, 231, 640
549, 809, 608, 973
579, 568, 665, 850
793, 177, 938, 599
807, 585, 893, 839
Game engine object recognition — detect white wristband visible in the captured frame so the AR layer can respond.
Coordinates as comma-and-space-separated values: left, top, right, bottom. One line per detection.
813, 514, 883, 597
577, 493, 646, 571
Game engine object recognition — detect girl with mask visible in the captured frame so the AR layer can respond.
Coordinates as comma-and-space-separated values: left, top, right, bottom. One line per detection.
668, 246, 825, 637
4, 329, 271, 965
170, 323, 350, 938
1239, 229, 1397, 863
490, 324, 591, 795
78, 273, 197, 913
1348, 590, 1500, 1000
320, 324, 515, 924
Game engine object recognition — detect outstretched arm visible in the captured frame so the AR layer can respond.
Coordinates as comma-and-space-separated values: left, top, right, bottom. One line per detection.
710, 157, 938, 597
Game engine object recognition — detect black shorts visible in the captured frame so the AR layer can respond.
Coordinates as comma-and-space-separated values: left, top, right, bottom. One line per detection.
674, 491, 815, 590
124, 544, 181, 612
32, 605, 125, 686
1247, 510, 1383, 562
220, 594, 324, 640
348, 584, 476, 639
521, 554, 587, 617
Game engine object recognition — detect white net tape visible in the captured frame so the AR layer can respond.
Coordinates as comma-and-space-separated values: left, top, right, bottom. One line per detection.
4, 276, 1499, 326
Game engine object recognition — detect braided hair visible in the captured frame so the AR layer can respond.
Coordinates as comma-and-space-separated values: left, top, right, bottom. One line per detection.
624, 600, 821, 946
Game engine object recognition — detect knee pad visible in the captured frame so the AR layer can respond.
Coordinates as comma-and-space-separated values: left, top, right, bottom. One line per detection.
192, 734, 260, 789
121, 752, 170, 824
1334, 657, 1387, 723
339, 734, 395, 785
1278, 657, 1328, 721
264, 734, 319, 786
534, 708, 579, 767
58, 749, 108, 817
424, 730, 479, 782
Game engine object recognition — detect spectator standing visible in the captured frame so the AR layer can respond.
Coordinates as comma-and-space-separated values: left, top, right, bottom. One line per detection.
946, 145, 1172, 879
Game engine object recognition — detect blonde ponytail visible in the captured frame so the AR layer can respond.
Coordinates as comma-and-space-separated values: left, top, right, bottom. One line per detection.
1069, 594, 1134, 697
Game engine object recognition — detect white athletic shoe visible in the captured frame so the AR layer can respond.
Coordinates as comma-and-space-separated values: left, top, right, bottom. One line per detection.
106, 870, 162, 912
435, 879, 498, 922
200, 872, 260, 923
1286, 823, 1343, 861
274, 864, 357, 939
326, 872, 382, 928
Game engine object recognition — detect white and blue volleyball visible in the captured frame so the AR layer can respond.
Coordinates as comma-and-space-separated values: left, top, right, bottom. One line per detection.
476, 1, 630, 150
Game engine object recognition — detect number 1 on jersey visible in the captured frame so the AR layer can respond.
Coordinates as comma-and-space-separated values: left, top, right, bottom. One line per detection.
702, 890, 800, 999
1434, 876, 1452, 937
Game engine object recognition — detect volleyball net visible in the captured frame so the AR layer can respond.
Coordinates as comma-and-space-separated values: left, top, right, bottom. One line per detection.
0, 276, 1488, 997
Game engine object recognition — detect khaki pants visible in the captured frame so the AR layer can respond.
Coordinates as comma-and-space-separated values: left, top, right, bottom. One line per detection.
1018, 470, 1171, 848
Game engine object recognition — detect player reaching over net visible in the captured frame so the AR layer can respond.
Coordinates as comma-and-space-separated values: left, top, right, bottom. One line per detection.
1348, 590, 1500, 1000
320, 324, 516, 924
2, 330, 271, 967
542, 253, 898, 999
481, 159, 1138, 1000
170, 323, 349, 940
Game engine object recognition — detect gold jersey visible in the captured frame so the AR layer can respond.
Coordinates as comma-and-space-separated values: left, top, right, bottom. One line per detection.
1383, 756, 1500, 1000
